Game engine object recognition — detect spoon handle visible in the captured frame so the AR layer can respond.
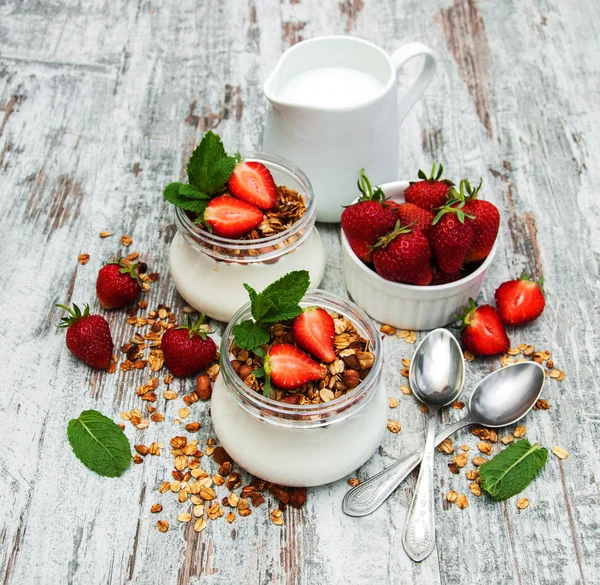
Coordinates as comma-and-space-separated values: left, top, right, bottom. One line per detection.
342, 417, 473, 517
402, 407, 439, 562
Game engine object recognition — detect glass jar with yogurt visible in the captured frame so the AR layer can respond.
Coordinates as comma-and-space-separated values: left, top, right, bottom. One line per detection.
169, 153, 326, 323
210, 290, 387, 487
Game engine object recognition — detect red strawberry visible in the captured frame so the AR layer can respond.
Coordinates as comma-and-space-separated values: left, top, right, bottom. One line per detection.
404, 163, 454, 212
430, 263, 464, 286
204, 195, 264, 239
451, 179, 499, 263
456, 300, 510, 356
162, 316, 217, 377
372, 222, 432, 285
292, 308, 336, 363
57, 303, 114, 369
431, 203, 474, 274
341, 170, 397, 263
265, 343, 325, 390
495, 275, 546, 325
96, 259, 142, 309
396, 202, 434, 238
228, 161, 278, 210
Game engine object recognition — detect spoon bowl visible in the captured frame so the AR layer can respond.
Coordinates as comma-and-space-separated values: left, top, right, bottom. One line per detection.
469, 361, 545, 427
410, 328, 465, 407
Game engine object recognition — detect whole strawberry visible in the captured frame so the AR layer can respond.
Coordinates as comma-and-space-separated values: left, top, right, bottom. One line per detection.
431, 202, 474, 274
456, 300, 510, 356
396, 202, 434, 239
372, 222, 432, 285
495, 274, 546, 325
162, 315, 217, 377
341, 169, 397, 263
453, 179, 499, 263
404, 163, 454, 212
57, 303, 114, 369
430, 263, 464, 286
96, 259, 143, 309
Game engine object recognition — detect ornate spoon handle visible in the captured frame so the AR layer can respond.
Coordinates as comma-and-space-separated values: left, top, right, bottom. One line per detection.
401, 407, 439, 562
342, 416, 473, 517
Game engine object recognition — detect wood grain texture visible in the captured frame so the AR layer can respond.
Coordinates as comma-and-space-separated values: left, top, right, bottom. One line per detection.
1, 0, 599, 584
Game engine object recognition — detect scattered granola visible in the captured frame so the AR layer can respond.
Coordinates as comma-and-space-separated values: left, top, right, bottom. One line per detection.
387, 419, 401, 433
121, 235, 133, 246
396, 330, 417, 344
456, 494, 468, 509
78, 253, 90, 265
516, 497, 529, 509
552, 446, 568, 460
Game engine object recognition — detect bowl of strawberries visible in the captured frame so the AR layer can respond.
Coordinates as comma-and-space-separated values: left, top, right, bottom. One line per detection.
341, 165, 499, 330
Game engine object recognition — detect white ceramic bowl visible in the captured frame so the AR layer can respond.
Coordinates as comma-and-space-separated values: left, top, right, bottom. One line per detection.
341, 180, 498, 331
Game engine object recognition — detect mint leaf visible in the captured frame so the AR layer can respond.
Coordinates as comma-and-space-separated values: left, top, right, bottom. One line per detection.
479, 439, 548, 501
207, 156, 237, 192
67, 410, 131, 478
232, 319, 270, 350
255, 270, 309, 323
186, 130, 236, 194
163, 183, 210, 213
179, 184, 210, 199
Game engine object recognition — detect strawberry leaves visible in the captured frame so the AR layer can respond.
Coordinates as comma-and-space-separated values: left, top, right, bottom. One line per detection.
232, 271, 310, 350
163, 131, 239, 213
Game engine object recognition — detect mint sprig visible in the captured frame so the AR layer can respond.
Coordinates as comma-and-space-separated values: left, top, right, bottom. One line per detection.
232, 270, 310, 351
67, 410, 132, 478
479, 439, 548, 501
163, 130, 239, 213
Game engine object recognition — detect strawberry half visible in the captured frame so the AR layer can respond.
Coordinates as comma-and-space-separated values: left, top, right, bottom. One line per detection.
57, 303, 114, 369
228, 161, 278, 210
292, 308, 336, 363
204, 195, 264, 239
162, 315, 217, 377
456, 300, 510, 356
96, 259, 142, 309
495, 275, 546, 326
265, 343, 325, 390
404, 163, 454, 212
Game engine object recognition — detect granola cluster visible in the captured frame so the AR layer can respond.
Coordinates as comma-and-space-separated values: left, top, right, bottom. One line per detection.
230, 312, 376, 405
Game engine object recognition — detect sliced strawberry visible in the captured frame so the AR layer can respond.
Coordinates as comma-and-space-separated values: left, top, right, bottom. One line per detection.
495, 275, 545, 326
204, 195, 264, 239
228, 161, 278, 210
292, 308, 336, 363
265, 343, 325, 390
457, 300, 510, 356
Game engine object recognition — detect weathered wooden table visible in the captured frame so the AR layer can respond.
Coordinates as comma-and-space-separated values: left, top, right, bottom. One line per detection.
1, 1, 598, 583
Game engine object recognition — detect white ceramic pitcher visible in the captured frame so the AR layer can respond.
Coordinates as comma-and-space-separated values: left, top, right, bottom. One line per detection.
263, 36, 437, 223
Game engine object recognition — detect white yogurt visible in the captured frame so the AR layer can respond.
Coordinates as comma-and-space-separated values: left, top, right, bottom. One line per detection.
169, 228, 326, 323
277, 66, 385, 108
209, 290, 387, 487
210, 373, 387, 486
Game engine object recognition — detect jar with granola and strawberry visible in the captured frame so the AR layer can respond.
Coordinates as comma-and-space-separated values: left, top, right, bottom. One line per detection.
210, 274, 386, 487
165, 132, 325, 323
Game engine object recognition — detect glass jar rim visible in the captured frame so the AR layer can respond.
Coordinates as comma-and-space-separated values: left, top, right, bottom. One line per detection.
174, 151, 316, 263
219, 290, 383, 427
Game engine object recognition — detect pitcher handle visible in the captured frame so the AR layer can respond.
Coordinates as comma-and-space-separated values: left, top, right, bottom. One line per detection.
390, 42, 437, 122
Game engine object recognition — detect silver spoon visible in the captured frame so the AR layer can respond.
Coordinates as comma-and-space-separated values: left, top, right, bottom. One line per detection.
400, 328, 465, 562
342, 360, 546, 519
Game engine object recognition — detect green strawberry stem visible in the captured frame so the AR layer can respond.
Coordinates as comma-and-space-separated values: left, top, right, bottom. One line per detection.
175, 314, 212, 340
452, 298, 477, 328
356, 169, 386, 202
432, 200, 475, 225
56, 303, 90, 328
415, 162, 454, 186
446, 178, 483, 205
370, 220, 416, 249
